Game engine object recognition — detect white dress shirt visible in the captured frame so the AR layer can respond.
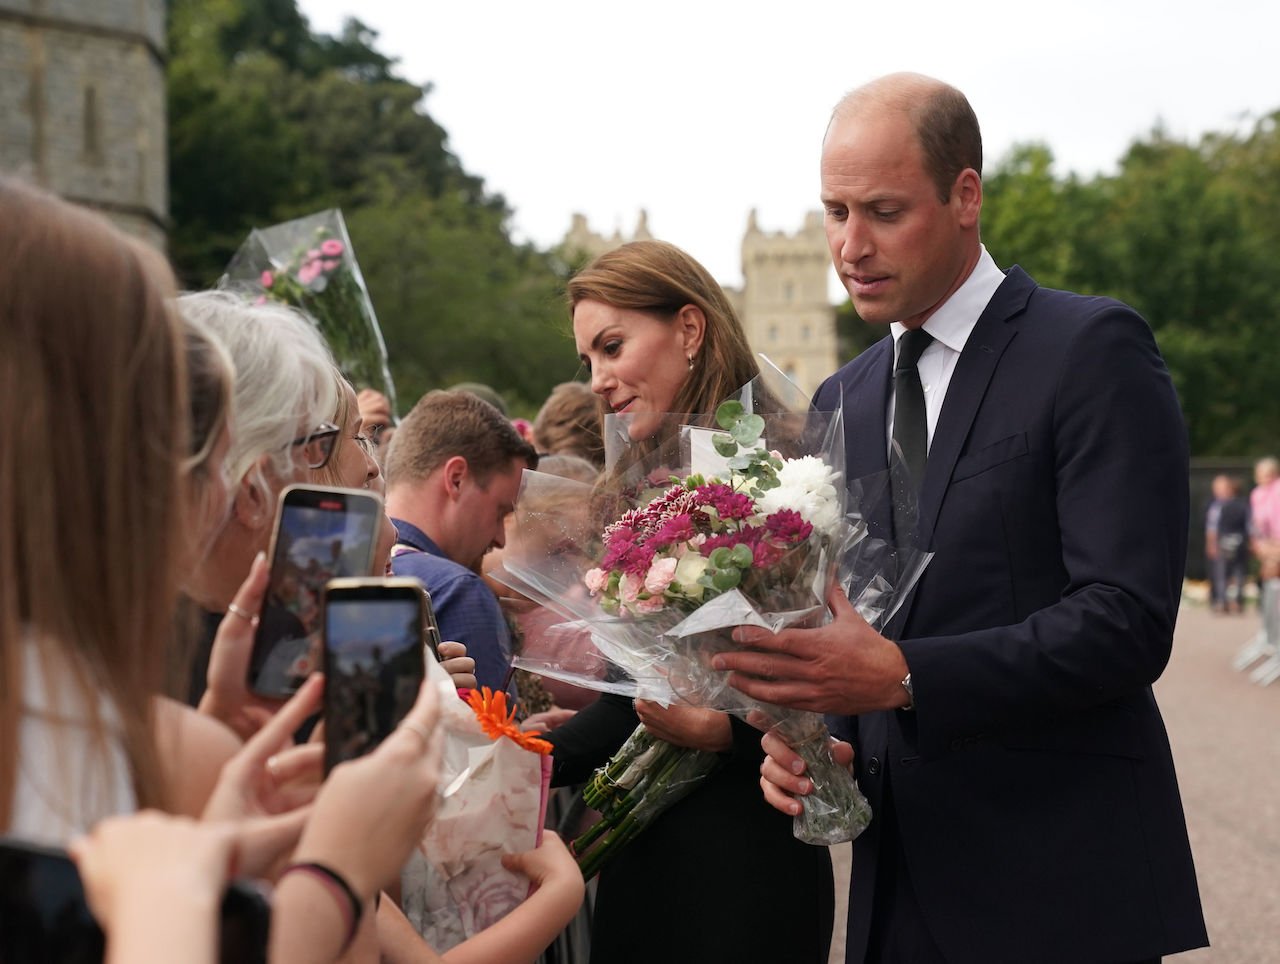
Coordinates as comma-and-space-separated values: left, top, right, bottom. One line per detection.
886, 245, 1006, 459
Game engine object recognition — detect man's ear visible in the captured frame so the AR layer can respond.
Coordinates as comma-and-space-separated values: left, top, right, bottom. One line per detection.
953, 168, 982, 230
676, 304, 707, 358
441, 455, 470, 501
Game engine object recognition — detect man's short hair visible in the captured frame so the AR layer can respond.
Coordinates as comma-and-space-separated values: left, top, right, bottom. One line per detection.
912, 84, 983, 203
386, 389, 537, 487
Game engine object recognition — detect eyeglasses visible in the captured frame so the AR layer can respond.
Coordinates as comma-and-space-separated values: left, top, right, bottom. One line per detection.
290, 421, 341, 470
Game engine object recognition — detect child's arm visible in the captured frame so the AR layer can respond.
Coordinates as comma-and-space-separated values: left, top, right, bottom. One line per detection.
442, 832, 585, 964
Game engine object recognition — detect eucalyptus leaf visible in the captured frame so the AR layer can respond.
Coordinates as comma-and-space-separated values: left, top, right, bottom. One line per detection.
715, 400, 745, 429
712, 568, 742, 591
712, 434, 739, 457
730, 544, 755, 568
708, 547, 732, 569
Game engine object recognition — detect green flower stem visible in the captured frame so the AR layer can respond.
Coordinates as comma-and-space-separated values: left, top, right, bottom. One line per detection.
572, 724, 722, 880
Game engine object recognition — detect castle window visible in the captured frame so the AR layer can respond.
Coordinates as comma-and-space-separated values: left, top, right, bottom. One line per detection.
83, 86, 102, 162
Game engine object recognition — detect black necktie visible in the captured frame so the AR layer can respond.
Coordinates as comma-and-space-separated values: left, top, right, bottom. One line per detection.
891, 328, 934, 535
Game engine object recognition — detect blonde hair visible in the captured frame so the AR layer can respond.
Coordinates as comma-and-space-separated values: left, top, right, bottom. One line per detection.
0, 179, 184, 827
532, 382, 605, 467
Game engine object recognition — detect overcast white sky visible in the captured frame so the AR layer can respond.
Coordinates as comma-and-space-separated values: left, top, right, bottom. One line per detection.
300, 0, 1279, 295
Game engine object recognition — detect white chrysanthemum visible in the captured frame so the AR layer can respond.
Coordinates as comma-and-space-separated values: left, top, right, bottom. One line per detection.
756, 455, 843, 535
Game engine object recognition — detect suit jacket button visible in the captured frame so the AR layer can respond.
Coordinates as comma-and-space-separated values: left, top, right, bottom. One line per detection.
866, 756, 881, 776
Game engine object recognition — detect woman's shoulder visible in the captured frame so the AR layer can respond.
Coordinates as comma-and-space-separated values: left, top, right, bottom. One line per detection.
154, 696, 242, 817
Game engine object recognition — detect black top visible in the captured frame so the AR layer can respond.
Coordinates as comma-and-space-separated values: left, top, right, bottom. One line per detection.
548, 693, 834, 963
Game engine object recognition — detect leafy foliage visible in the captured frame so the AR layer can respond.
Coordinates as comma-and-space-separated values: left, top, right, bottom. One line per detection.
167, 0, 573, 414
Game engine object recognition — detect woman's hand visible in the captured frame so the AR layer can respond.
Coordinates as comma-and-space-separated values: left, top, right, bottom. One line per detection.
290, 676, 444, 900
198, 553, 284, 740
758, 728, 854, 817
522, 707, 577, 733
437, 640, 477, 691
201, 673, 325, 876
69, 811, 233, 964
634, 700, 732, 752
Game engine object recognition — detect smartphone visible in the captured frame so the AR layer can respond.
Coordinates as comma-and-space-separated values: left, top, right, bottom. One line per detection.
246, 484, 384, 698
0, 838, 269, 964
322, 577, 431, 773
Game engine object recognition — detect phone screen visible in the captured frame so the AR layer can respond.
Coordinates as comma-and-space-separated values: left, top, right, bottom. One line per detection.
0, 839, 269, 964
323, 582, 427, 773
247, 486, 383, 697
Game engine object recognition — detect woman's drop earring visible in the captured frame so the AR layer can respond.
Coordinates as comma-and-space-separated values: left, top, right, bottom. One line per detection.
687, 354, 695, 372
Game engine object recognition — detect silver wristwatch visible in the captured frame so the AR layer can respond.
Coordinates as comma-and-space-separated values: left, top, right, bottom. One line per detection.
900, 672, 915, 711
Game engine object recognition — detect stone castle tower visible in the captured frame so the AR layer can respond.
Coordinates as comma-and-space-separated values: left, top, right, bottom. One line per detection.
561, 209, 837, 395
0, 0, 168, 248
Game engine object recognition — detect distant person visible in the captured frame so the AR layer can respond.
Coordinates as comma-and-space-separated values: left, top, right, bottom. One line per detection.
532, 381, 605, 467
383, 390, 538, 692
1205, 474, 1250, 613
357, 387, 396, 460
1251, 456, 1280, 581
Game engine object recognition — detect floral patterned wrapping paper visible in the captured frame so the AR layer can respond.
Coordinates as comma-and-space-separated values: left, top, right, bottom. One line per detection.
399, 658, 552, 951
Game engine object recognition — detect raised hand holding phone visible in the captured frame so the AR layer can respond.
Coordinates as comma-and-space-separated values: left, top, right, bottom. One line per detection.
246, 485, 383, 699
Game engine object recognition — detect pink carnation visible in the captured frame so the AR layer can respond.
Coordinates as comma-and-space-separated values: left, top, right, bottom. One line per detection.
260, 270, 275, 287
644, 556, 678, 595
584, 568, 608, 594
633, 595, 665, 614
297, 262, 322, 286
619, 572, 643, 604
320, 239, 345, 257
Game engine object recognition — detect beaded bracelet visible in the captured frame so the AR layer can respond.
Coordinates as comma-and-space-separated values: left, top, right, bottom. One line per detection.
279, 862, 363, 952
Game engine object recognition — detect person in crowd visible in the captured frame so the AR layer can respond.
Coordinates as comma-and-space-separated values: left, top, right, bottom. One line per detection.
177, 291, 340, 706
1251, 456, 1280, 580
1205, 473, 1251, 613
383, 391, 538, 693
531, 382, 605, 467
551, 239, 834, 963
484, 453, 603, 715
717, 73, 1207, 963
0, 178, 256, 843
357, 387, 397, 461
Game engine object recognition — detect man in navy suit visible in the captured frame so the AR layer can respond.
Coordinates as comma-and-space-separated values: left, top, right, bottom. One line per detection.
715, 73, 1208, 963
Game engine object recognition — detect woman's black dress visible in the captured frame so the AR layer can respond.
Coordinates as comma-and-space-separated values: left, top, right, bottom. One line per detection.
548, 693, 834, 964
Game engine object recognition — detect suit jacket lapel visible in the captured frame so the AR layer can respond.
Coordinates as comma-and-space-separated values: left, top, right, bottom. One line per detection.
837, 336, 893, 537
916, 267, 1036, 547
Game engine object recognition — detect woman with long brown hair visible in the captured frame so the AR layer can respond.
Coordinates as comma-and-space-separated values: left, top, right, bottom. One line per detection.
546, 240, 834, 963
0, 178, 193, 837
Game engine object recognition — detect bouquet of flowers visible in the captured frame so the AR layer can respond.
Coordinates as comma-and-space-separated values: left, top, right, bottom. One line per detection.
219, 208, 397, 414
399, 658, 552, 950
493, 362, 932, 872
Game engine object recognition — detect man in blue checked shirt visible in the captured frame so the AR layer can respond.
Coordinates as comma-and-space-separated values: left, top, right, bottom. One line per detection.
384, 390, 538, 693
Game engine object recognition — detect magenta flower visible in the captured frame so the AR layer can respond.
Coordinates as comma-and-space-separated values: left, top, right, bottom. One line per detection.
260, 270, 275, 287
320, 239, 345, 257
651, 513, 696, 548
764, 509, 813, 545
694, 483, 755, 521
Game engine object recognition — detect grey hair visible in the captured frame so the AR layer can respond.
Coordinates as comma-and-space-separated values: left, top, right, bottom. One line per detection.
176, 291, 338, 494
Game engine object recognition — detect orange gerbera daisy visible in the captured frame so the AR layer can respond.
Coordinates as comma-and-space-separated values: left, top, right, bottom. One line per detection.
466, 686, 553, 755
